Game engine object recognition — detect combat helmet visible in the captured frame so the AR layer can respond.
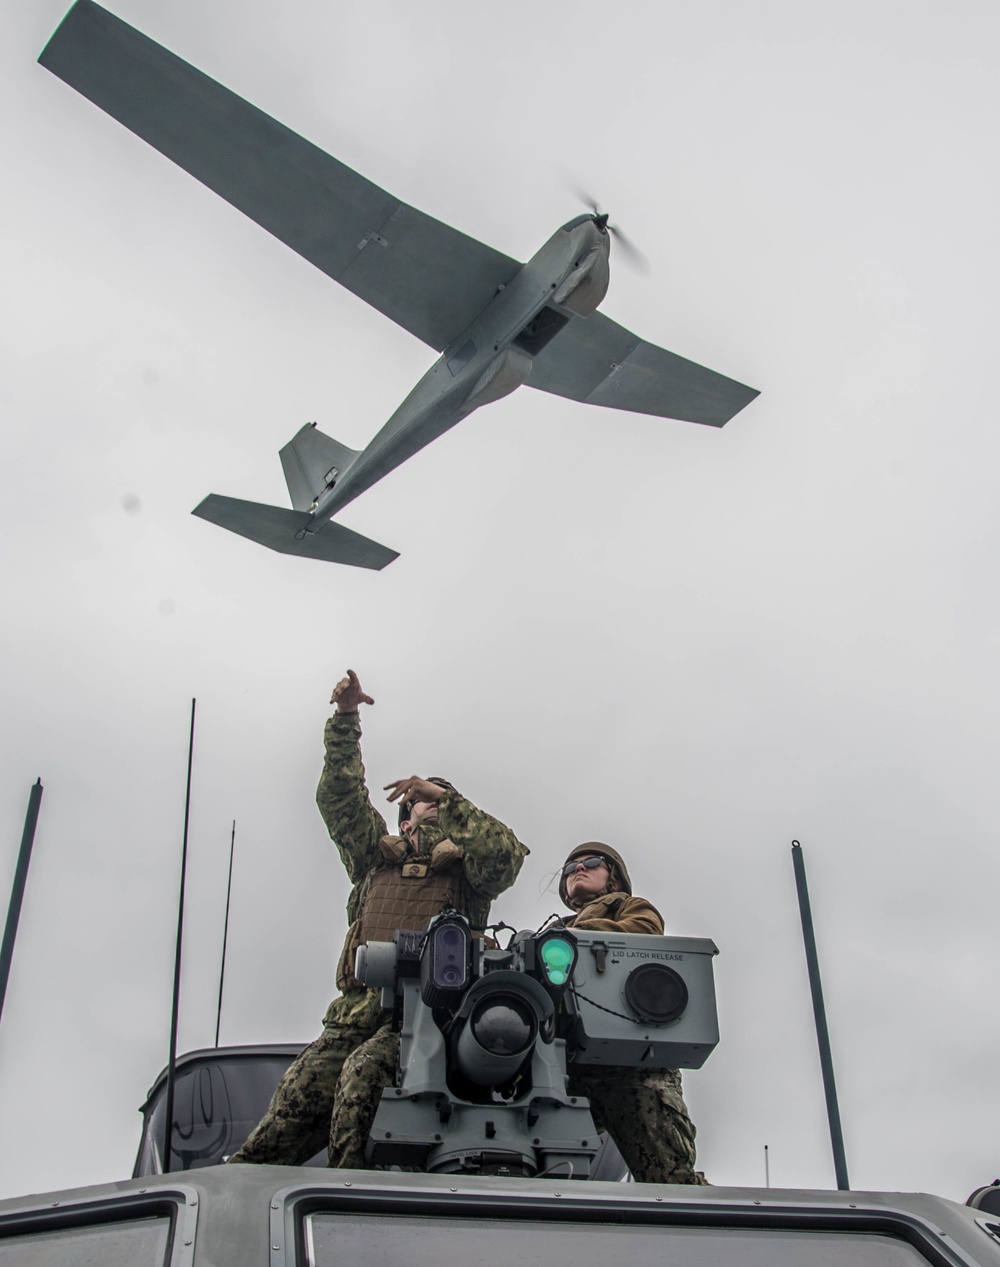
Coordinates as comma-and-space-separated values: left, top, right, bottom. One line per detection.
398, 777, 455, 830
558, 841, 633, 907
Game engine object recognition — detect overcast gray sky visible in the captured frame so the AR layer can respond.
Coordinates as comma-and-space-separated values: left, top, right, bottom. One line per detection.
2, 0, 999, 1205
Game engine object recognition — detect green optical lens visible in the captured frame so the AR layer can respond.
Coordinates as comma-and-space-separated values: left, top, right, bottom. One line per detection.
540, 937, 575, 985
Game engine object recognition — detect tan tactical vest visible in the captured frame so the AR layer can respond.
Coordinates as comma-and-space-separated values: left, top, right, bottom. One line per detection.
335, 837, 464, 991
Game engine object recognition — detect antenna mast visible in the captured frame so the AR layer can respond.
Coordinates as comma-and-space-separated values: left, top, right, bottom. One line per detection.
215, 819, 236, 1047
163, 700, 196, 1172
0, 779, 44, 1032
791, 839, 850, 1190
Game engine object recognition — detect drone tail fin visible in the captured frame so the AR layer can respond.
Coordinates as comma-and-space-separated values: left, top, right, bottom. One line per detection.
279, 423, 360, 511
191, 494, 398, 570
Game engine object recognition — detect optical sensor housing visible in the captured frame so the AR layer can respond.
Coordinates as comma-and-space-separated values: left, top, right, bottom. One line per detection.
420, 913, 473, 1008
566, 931, 719, 1069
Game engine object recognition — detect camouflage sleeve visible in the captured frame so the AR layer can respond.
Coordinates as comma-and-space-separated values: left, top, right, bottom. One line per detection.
572, 895, 665, 935
436, 790, 529, 900
315, 711, 388, 882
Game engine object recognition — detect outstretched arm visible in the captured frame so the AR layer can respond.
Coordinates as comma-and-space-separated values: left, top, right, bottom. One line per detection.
330, 669, 374, 714
438, 789, 528, 900
315, 670, 387, 881
383, 776, 527, 898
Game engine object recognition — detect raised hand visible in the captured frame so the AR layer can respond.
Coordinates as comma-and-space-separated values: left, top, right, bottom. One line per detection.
330, 669, 374, 714
384, 776, 446, 808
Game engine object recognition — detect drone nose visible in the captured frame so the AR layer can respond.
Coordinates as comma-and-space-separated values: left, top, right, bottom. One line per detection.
593, 212, 610, 232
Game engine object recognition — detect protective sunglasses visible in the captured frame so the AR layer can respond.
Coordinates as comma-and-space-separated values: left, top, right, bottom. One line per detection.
561, 856, 609, 878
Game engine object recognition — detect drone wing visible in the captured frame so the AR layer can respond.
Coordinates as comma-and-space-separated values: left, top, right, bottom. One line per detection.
528, 311, 758, 427
39, 0, 521, 352
192, 495, 398, 570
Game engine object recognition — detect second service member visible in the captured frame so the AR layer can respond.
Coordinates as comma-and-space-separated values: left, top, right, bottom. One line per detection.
329, 841, 706, 1183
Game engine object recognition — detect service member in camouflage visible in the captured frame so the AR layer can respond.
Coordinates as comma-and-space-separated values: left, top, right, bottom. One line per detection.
328, 841, 706, 1183
556, 842, 707, 1185
229, 669, 528, 1166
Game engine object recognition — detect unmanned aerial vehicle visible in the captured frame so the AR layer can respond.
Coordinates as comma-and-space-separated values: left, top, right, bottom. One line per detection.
40, 1, 759, 569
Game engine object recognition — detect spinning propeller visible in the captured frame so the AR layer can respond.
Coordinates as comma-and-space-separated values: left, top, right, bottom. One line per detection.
573, 189, 651, 275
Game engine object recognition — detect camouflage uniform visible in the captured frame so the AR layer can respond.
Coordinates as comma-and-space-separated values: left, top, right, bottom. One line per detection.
229, 710, 527, 1165
328, 1022, 401, 1169
329, 843, 706, 1184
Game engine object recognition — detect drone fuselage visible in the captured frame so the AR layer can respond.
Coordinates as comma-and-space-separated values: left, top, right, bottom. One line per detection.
310, 217, 610, 526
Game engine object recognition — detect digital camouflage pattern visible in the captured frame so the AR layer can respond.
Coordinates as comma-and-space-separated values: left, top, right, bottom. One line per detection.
328, 1021, 399, 1169
230, 1017, 386, 1165
230, 711, 527, 1165
567, 1065, 706, 1184
317, 712, 526, 935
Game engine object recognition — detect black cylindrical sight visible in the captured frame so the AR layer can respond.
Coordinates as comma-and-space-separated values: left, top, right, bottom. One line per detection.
433, 922, 468, 988
420, 912, 472, 1008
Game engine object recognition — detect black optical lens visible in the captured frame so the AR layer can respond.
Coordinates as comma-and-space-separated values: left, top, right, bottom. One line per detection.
562, 856, 605, 877
469, 995, 535, 1056
623, 963, 688, 1024
432, 923, 468, 990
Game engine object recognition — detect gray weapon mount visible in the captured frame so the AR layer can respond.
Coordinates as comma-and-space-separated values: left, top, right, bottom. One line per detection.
355, 912, 720, 1178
